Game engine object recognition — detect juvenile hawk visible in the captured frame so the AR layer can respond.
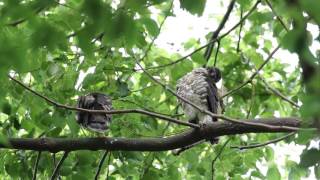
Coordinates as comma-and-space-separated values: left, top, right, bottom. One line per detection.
176, 67, 221, 125
76, 92, 112, 132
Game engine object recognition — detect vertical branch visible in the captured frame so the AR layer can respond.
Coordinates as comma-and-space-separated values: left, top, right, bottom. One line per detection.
50, 151, 69, 180
211, 139, 231, 180
106, 153, 112, 180
213, 40, 221, 67
94, 151, 109, 180
246, 82, 255, 119
204, 0, 236, 62
32, 151, 42, 180
236, 8, 244, 53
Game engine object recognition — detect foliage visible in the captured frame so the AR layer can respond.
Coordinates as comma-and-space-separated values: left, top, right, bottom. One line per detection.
0, 0, 319, 179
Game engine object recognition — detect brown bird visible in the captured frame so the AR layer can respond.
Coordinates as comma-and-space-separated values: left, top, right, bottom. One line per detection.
176, 67, 221, 125
76, 92, 112, 132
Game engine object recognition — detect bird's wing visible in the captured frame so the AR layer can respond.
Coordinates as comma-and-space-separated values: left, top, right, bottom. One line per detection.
206, 77, 219, 121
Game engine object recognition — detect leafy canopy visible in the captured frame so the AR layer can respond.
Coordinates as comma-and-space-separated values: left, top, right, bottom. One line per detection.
0, 0, 319, 179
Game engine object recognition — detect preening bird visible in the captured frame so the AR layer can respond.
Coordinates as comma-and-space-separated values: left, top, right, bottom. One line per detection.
176, 67, 222, 125
76, 92, 112, 133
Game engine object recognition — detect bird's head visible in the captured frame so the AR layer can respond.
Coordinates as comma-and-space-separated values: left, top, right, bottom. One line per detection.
207, 67, 221, 83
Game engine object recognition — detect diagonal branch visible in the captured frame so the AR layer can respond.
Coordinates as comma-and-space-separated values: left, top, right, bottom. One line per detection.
231, 132, 295, 150
144, 0, 261, 70
212, 139, 231, 180
259, 75, 300, 108
0, 118, 301, 152
50, 151, 69, 180
32, 151, 42, 180
134, 48, 299, 131
264, 0, 289, 31
204, 0, 236, 62
8, 75, 198, 128
221, 44, 280, 98
95, 150, 109, 180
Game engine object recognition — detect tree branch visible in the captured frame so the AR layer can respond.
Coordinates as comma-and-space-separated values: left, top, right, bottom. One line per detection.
8, 75, 198, 128
50, 151, 69, 180
236, 8, 244, 52
95, 150, 109, 180
264, 0, 289, 31
212, 139, 231, 180
144, 0, 261, 70
135, 46, 299, 131
204, 0, 236, 62
221, 44, 280, 98
231, 132, 295, 150
259, 75, 300, 108
32, 151, 42, 180
0, 118, 300, 152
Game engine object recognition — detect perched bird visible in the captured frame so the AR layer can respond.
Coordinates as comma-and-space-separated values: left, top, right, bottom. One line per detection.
176, 67, 222, 125
76, 92, 112, 133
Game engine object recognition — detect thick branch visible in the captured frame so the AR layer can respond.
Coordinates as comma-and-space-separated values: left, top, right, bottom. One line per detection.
0, 118, 300, 152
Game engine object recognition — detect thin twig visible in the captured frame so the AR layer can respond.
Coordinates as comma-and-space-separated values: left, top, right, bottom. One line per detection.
213, 40, 220, 67
117, 99, 183, 117
244, 55, 299, 108
221, 44, 280, 98
8, 75, 198, 128
212, 139, 231, 180
231, 132, 295, 150
144, 0, 261, 70
106, 152, 112, 180
139, 0, 173, 61
6, 6, 46, 26
50, 151, 69, 180
172, 140, 206, 155
204, 0, 236, 62
264, 0, 289, 31
236, 8, 244, 53
246, 82, 255, 119
32, 151, 42, 180
95, 151, 109, 180
259, 75, 300, 108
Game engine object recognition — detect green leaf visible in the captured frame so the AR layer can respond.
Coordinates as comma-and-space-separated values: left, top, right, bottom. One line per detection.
265, 147, 274, 161
1, 102, 11, 115
117, 80, 130, 97
179, 0, 206, 16
281, 30, 301, 53
315, 164, 320, 180
267, 164, 281, 180
300, 148, 320, 168
300, 0, 320, 25
140, 18, 159, 37
104, 11, 139, 47
191, 51, 206, 65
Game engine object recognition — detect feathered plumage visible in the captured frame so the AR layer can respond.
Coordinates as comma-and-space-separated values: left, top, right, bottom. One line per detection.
176, 67, 221, 125
76, 92, 112, 132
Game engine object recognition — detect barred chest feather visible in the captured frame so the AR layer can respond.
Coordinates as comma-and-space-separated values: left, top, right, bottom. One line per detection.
176, 68, 220, 124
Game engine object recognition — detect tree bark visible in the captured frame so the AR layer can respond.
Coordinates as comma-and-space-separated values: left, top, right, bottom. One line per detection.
0, 118, 300, 152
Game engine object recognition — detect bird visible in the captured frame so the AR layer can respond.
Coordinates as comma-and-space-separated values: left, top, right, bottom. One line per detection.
76, 92, 112, 133
176, 67, 222, 126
